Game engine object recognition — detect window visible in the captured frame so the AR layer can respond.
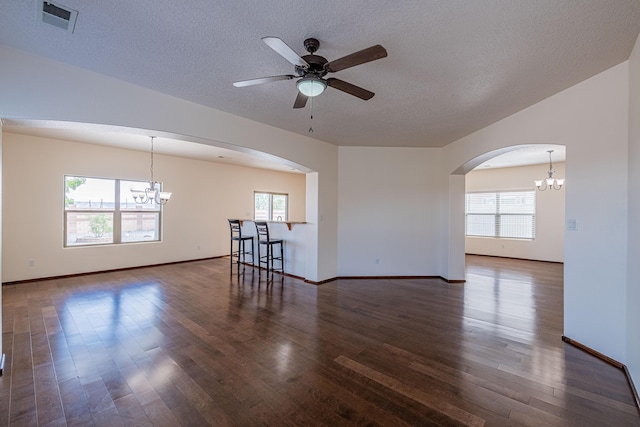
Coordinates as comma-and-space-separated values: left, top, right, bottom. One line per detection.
465, 191, 535, 239
64, 176, 163, 247
254, 192, 288, 221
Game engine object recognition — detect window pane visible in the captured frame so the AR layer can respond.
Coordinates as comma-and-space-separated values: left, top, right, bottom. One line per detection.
500, 215, 535, 239
121, 212, 160, 242
66, 212, 114, 246
254, 193, 270, 221
499, 191, 535, 214
272, 194, 287, 221
466, 214, 496, 237
120, 180, 160, 211
64, 175, 166, 247
466, 193, 497, 214
65, 176, 115, 210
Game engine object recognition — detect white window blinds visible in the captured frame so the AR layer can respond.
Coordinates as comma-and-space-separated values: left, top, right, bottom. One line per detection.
465, 191, 536, 239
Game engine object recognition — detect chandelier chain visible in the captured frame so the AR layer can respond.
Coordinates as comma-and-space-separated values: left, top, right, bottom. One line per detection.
150, 136, 155, 184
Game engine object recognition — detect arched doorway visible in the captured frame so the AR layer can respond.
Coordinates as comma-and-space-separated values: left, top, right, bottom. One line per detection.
463, 145, 566, 263
442, 144, 566, 282
0, 120, 320, 281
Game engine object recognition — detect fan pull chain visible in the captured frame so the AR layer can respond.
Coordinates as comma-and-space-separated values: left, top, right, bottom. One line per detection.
308, 96, 314, 133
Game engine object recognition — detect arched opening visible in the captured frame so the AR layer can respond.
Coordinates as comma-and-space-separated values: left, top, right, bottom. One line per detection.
463, 144, 566, 263
1, 119, 321, 282
443, 144, 567, 282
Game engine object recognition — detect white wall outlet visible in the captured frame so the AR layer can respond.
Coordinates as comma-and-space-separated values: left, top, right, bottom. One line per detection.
28, 259, 35, 267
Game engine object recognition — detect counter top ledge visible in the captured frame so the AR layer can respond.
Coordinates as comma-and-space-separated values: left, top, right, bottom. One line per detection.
238, 219, 307, 230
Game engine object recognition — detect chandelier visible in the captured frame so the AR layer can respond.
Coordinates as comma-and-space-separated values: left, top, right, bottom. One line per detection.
534, 150, 565, 191
130, 136, 172, 205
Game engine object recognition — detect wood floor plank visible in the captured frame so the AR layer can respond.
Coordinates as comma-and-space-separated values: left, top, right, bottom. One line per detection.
58, 377, 92, 423
335, 354, 486, 426
2, 255, 639, 426
141, 398, 181, 427
33, 363, 65, 426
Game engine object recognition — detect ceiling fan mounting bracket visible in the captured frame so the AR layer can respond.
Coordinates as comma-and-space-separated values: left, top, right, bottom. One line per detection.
304, 38, 320, 54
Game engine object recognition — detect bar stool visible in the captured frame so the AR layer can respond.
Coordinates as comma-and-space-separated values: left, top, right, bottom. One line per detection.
254, 221, 284, 276
228, 219, 254, 273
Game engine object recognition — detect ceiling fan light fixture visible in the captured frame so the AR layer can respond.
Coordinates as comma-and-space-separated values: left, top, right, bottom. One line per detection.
297, 76, 326, 97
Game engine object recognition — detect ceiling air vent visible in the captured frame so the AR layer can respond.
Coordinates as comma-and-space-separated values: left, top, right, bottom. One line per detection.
39, 1, 78, 33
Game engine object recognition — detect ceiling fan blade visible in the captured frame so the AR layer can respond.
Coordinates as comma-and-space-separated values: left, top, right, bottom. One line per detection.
326, 78, 375, 100
293, 91, 308, 109
262, 37, 309, 69
325, 45, 387, 73
233, 75, 295, 87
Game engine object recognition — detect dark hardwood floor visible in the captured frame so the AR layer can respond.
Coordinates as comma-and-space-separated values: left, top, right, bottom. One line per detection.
1, 255, 638, 426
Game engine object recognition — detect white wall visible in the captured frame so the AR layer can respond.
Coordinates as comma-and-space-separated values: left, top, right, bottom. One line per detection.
443, 62, 629, 362
2, 132, 306, 282
465, 163, 565, 262
337, 147, 442, 276
627, 32, 640, 392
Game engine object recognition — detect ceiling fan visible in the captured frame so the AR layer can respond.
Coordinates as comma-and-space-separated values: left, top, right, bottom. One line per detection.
233, 37, 387, 109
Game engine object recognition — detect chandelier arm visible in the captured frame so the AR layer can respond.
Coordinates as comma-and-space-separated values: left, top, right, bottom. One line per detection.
155, 191, 169, 205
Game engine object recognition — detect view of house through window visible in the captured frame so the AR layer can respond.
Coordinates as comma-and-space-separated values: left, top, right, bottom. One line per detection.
64, 176, 162, 246
465, 191, 536, 239
254, 192, 288, 221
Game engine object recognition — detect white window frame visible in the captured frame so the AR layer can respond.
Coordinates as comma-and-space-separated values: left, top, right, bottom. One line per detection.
64, 175, 164, 247
254, 191, 288, 221
465, 190, 536, 239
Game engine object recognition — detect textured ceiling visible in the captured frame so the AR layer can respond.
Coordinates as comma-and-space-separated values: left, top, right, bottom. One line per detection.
0, 1, 639, 149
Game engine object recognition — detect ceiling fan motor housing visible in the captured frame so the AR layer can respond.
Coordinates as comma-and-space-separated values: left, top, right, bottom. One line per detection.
296, 54, 328, 77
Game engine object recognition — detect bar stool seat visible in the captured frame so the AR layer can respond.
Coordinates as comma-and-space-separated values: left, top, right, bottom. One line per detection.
254, 221, 284, 276
228, 219, 254, 273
